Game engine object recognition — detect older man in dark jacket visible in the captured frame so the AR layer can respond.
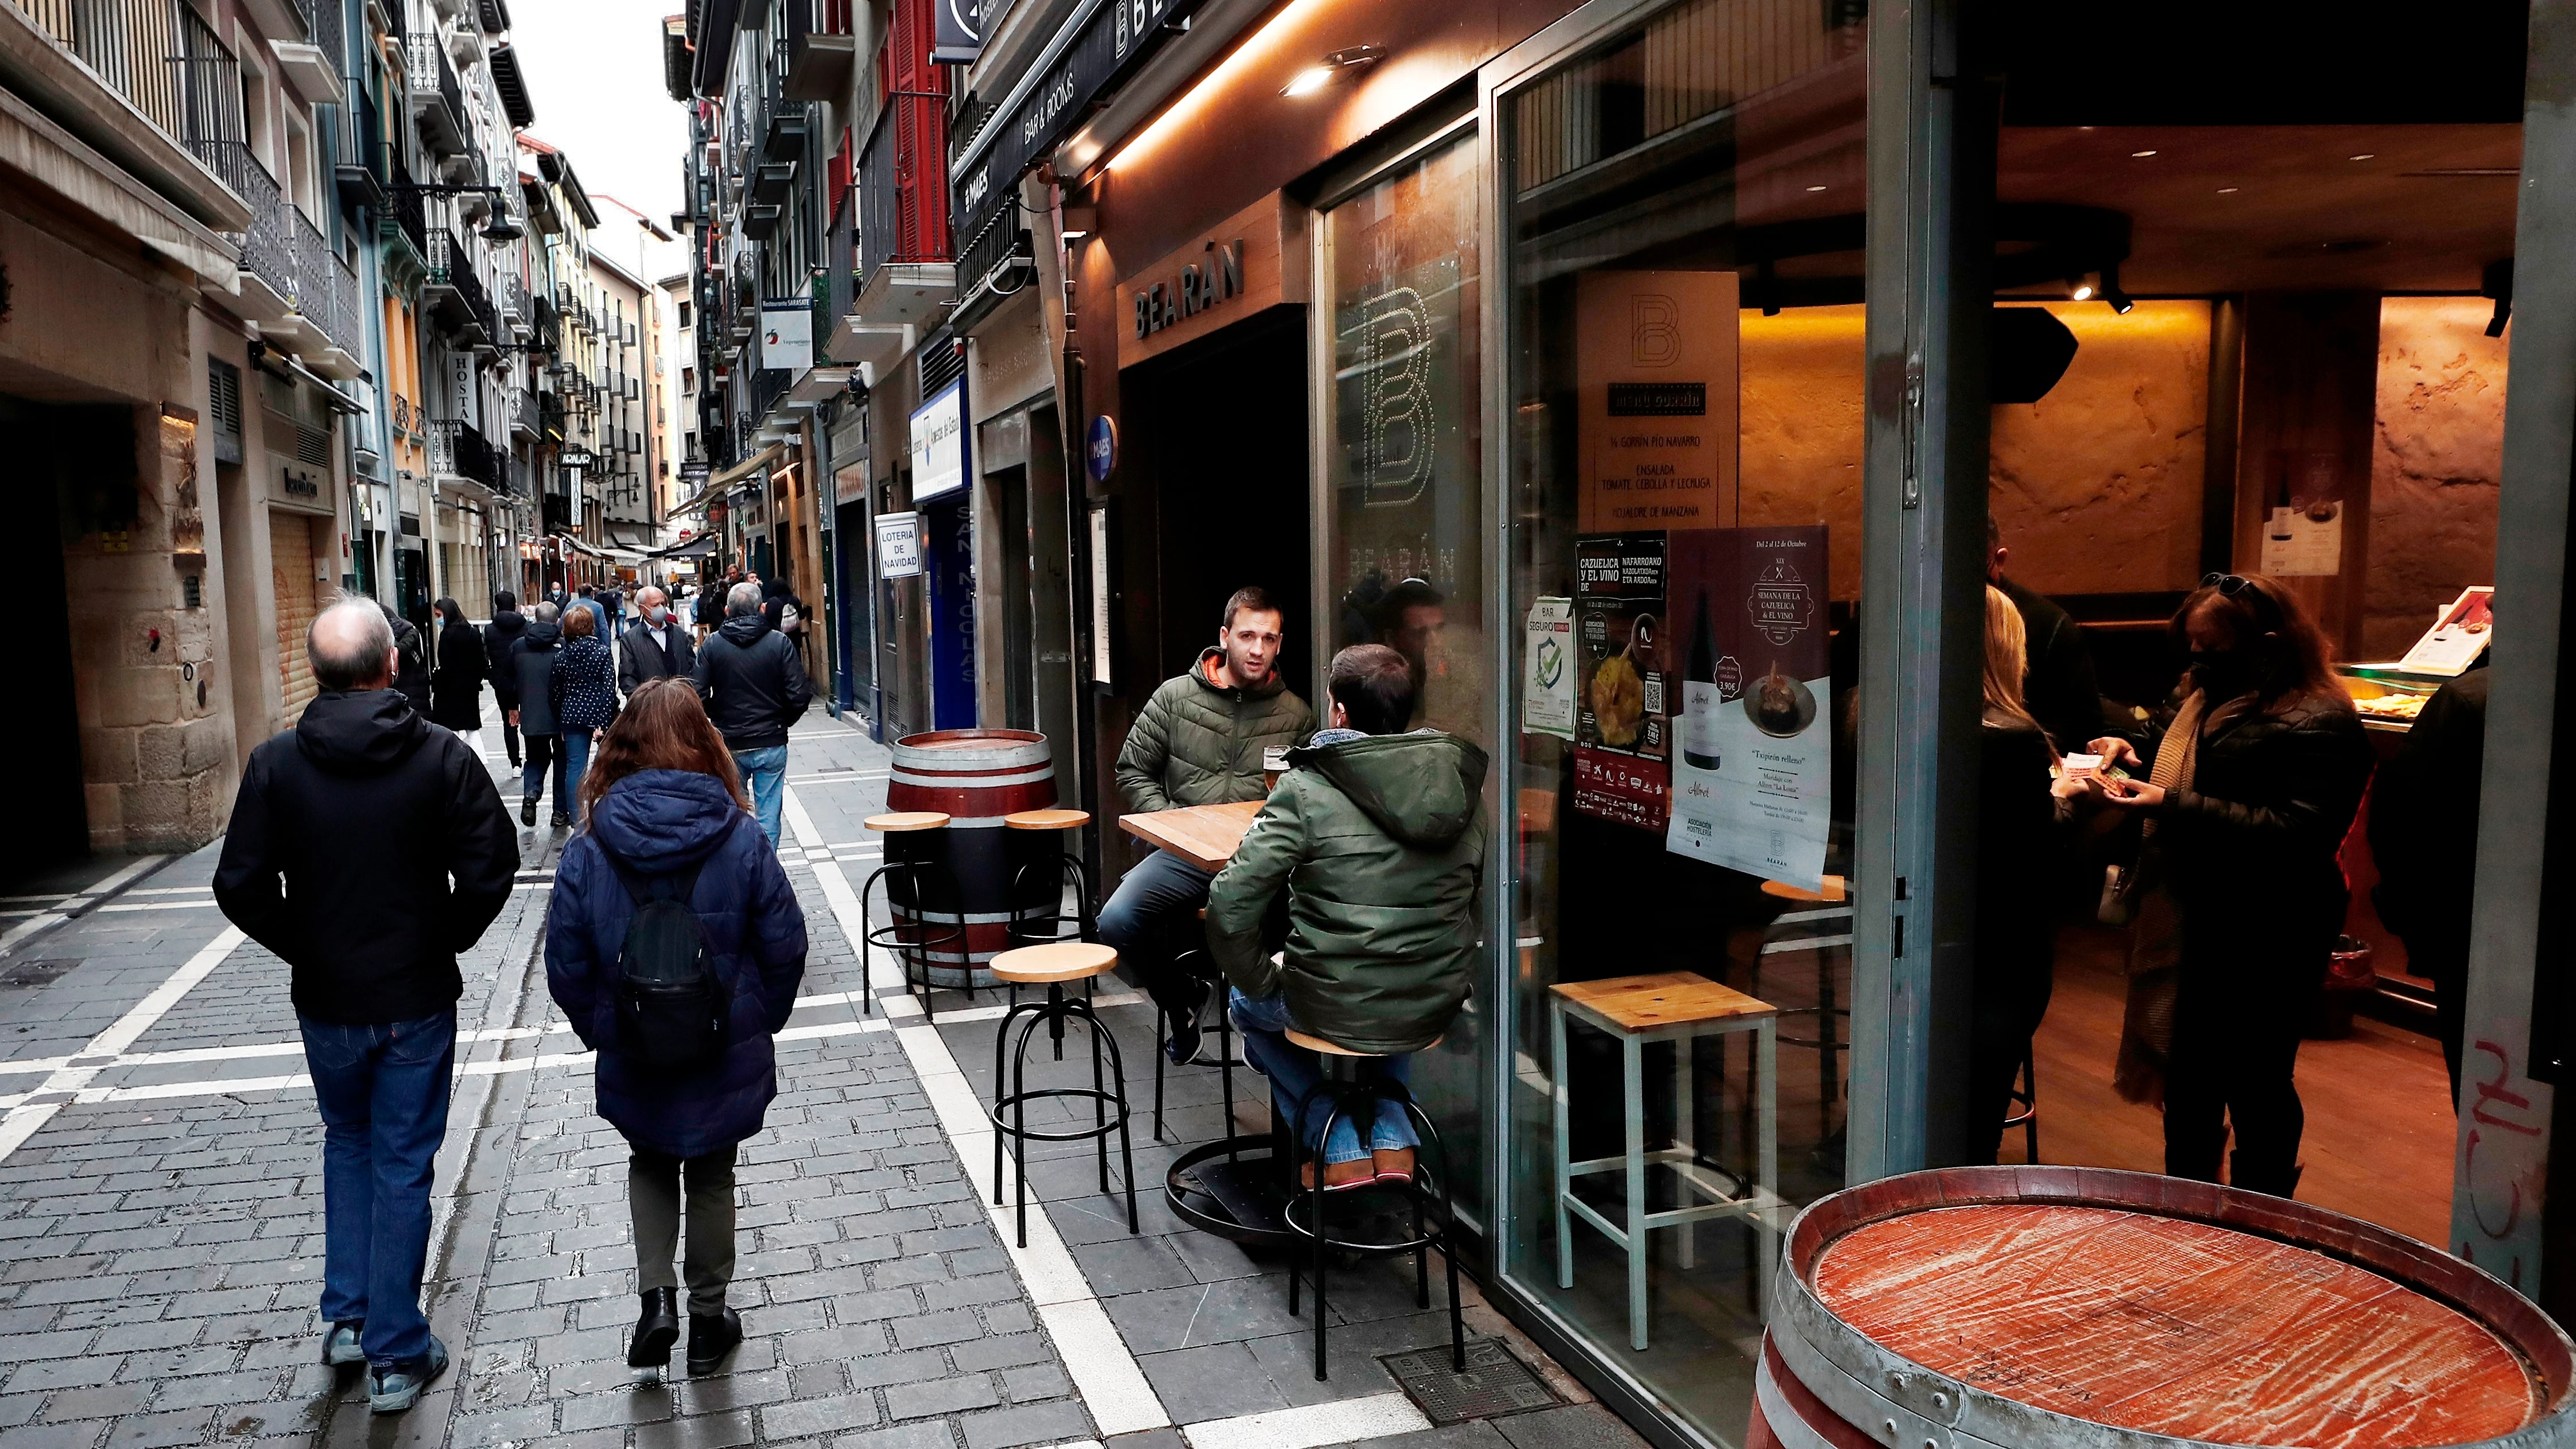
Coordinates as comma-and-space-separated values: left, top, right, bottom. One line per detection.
1207, 643, 1485, 1190
692, 581, 812, 845
503, 603, 569, 828
214, 599, 516, 1413
618, 586, 696, 699
1103, 586, 1315, 1065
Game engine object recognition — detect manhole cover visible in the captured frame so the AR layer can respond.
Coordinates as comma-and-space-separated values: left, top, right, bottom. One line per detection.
0, 959, 77, 989
1382, 1338, 1561, 1425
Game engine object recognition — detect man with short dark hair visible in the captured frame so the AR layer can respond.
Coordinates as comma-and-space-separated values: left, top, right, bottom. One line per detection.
1104, 586, 1316, 1063
1206, 643, 1487, 1188
215, 599, 517, 1413
693, 580, 812, 844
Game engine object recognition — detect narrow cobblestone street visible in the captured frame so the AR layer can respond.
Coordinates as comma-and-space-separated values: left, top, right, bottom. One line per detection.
0, 712, 1645, 1449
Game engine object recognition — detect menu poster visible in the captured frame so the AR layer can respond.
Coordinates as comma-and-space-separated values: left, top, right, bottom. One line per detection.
1577, 270, 1741, 533
1522, 596, 1577, 739
1572, 535, 1670, 831
1664, 526, 1833, 889
2259, 450, 2346, 578
2396, 585, 2496, 677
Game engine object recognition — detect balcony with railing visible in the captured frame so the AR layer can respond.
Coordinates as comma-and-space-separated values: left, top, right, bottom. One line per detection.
407, 32, 466, 155
427, 417, 506, 492
781, 0, 855, 101
12, 0, 257, 227
189, 136, 361, 365
840, 74, 950, 373
423, 221, 495, 342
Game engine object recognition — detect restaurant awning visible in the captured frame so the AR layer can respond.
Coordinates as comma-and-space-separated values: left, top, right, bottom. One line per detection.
669, 443, 785, 517
655, 534, 721, 558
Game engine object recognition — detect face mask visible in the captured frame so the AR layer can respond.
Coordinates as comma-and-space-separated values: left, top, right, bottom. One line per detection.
2189, 648, 2257, 698
645, 605, 666, 624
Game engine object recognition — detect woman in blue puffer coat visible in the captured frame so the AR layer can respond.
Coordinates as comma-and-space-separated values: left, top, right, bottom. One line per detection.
545, 678, 806, 1377
549, 604, 621, 823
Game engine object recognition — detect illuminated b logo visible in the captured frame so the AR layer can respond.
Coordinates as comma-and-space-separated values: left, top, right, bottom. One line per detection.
1631, 294, 1681, 367
1357, 286, 1431, 507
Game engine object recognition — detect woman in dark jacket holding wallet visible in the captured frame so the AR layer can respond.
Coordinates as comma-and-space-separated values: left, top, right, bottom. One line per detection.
545, 679, 807, 1376
2080, 572, 2374, 1198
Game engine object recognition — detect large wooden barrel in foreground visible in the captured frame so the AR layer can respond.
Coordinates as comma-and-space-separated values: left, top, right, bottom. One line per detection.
1752, 1166, 2574, 1449
887, 729, 1058, 987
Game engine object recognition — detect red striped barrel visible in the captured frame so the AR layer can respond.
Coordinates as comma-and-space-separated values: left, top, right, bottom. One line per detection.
1749, 1165, 2572, 1449
887, 730, 1058, 985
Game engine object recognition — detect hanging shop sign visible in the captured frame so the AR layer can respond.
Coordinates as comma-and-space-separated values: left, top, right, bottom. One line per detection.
909, 380, 970, 503
761, 301, 813, 374
934, 0, 985, 63
1086, 414, 1117, 484
561, 448, 597, 468
1577, 269, 1740, 532
1571, 534, 1670, 831
1662, 526, 1833, 890
950, 0, 1204, 250
875, 510, 924, 578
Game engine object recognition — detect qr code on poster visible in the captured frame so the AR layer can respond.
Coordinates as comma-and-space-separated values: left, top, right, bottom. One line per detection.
1642, 677, 1663, 715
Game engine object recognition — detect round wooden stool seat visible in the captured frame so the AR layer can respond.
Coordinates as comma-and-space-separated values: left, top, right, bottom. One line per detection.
1004, 807, 1091, 830
991, 941, 1119, 984
866, 811, 951, 833
1761, 874, 1846, 904
1285, 1029, 1444, 1058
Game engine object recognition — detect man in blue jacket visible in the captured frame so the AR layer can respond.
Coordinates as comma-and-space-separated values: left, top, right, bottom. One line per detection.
214, 600, 517, 1413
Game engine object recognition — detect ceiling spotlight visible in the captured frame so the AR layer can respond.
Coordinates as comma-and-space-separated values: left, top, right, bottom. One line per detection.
2130, 149, 2158, 158
1282, 45, 1385, 96
2067, 272, 2098, 302
2099, 262, 2135, 315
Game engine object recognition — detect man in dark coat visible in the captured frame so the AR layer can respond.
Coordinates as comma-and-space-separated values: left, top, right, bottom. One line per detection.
484, 592, 529, 768
618, 585, 697, 699
214, 599, 516, 1413
691, 581, 812, 845
503, 603, 569, 828
2370, 662, 2488, 1103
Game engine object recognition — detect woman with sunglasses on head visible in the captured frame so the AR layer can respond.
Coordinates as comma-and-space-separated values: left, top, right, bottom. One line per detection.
2076, 572, 2374, 1198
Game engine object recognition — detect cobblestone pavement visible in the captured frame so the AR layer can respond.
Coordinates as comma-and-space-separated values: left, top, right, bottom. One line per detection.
0, 702, 1648, 1449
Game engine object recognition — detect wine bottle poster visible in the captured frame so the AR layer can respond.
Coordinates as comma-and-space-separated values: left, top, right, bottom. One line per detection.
1663, 526, 1832, 888
1570, 534, 1670, 831
1576, 270, 1741, 533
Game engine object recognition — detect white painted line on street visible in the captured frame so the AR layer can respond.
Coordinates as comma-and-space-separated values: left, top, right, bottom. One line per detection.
127, 887, 216, 896
0, 912, 69, 956
786, 772, 891, 784
0, 894, 72, 905
0, 924, 243, 1166
82, 856, 170, 898
785, 781, 1173, 1438
1178, 1393, 1431, 1448
95, 900, 222, 913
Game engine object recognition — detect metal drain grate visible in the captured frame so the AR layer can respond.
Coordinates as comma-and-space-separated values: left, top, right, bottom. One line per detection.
0, 959, 77, 989
1382, 1338, 1561, 1426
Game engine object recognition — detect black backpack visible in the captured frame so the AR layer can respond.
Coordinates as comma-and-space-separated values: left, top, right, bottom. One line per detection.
609, 859, 729, 1067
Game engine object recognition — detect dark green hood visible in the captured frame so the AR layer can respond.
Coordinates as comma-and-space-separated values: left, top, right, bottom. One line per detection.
1289, 733, 1488, 849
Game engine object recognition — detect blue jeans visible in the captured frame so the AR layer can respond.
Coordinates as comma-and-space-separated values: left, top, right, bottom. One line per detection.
562, 731, 595, 822
1231, 989, 1415, 1166
734, 745, 788, 845
1098, 849, 1217, 1017
299, 1009, 457, 1367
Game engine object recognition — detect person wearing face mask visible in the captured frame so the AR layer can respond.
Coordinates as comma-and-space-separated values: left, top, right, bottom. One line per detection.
619, 586, 697, 701
2075, 572, 2374, 1198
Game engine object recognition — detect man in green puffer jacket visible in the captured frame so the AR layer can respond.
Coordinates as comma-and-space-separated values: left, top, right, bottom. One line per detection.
1103, 586, 1316, 1065
1206, 644, 1487, 1191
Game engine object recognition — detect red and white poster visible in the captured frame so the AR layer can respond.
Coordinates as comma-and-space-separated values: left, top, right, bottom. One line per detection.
1663, 527, 1833, 888
1572, 534, 1670, 831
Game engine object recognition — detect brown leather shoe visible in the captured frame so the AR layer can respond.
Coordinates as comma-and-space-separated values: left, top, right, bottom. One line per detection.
1298, 1159, 1377, 1192
1372, 1148, 1416, 1184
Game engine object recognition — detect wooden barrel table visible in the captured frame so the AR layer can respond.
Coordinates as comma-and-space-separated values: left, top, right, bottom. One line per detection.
886, 729, 1059, 988
1752, 1165, 2574, 1449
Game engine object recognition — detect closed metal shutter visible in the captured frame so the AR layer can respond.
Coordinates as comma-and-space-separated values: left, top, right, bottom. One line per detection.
270, 512, 320, 725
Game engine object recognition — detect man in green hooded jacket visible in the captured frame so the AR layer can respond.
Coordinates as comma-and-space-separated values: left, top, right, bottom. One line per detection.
1206, 644, 1488, 1190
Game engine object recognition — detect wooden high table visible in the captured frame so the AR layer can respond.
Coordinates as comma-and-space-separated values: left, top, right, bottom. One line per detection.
1116, 799, 1266, 872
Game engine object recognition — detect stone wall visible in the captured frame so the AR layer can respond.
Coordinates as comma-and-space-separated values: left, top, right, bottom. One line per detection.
2363, 296, 2506, 662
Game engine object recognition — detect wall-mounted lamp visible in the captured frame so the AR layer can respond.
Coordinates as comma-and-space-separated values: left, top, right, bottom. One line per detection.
1282, 46, 1385, 97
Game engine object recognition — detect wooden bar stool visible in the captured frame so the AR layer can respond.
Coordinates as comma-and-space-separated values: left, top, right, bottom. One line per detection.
861, 812, 964, 1020
1549, 972, 1784, 1352
1003, 809, 1096, 950
987, 941, 1138, 1249
1279, 1028, 1463, 1384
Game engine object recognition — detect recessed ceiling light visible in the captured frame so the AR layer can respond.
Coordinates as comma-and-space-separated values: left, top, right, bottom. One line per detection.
2131, 150, 2158, 158
2349, 153, 2376, 161
2217, 186, 2240, 193
1806, 185, 1828, 192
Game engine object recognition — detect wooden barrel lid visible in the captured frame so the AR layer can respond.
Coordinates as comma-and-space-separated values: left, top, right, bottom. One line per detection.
1004, 808, 1090, 830
990, 941, 1118, 984
864, 811, 951, 833
1789, 1169, 2560, 1448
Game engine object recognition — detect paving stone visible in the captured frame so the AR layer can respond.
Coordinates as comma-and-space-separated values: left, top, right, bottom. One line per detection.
883, 1375, 998, 1421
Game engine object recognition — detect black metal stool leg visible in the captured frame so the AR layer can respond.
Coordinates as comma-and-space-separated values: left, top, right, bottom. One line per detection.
1085, 988, 1110, 1193
1008, 1009, 1051, 1249
990, 1000, 1045, 1206
1085, 1000, 1140, 1233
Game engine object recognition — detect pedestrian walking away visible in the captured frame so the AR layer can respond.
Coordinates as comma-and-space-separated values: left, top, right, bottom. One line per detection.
429, 596, 488, 755
505, 601, 569, 828
619, 584, 697, 698
691, 579, 812, 845
1102, 585, 1315, 1066
553, 604, 620, 823
382, 601, 432, 713
485, 590, 530, 768
210, 599, 518, 1412
544, 678, 808, 1376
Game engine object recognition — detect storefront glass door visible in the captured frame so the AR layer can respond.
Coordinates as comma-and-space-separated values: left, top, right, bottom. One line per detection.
1487, 0, 1872, 1437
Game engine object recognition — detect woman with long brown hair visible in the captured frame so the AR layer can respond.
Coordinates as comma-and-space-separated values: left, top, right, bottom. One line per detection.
545, 679, 807, 1377
2080, 572, 2374, 1198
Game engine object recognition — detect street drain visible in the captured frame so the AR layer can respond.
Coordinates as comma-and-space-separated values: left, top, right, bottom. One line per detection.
1382, 1337, 1561, 1425
0, 959, 77, 989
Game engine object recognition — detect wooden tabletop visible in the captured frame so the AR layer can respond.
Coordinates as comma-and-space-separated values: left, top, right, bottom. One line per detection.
1549, 972, 1776, 1032
1117, 799, 1266, 872
1815, 1203, 2538, 1445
